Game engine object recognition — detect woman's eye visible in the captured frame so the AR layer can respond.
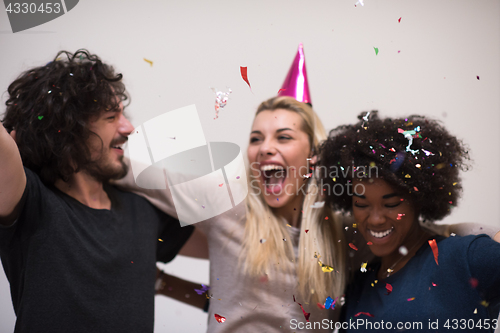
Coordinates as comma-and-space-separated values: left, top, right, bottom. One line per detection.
278, 136, 291, 140
386, 202, 401, 208
353, 202, 367, 208
107, 116, 116, 120
250, 137, 260, 143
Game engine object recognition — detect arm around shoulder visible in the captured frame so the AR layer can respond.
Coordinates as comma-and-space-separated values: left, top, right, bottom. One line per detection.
0, 125, 26, 226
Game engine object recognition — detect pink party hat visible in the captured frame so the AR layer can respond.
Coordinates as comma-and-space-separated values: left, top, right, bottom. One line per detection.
278, 43, 312, 104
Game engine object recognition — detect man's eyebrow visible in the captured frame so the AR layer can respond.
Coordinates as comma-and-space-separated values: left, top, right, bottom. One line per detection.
382, 193, 398, 199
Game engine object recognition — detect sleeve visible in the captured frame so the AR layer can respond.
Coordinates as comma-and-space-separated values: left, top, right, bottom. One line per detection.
156, 212, 194, 263
0, 168, 41, 234
467, 235, 500, 303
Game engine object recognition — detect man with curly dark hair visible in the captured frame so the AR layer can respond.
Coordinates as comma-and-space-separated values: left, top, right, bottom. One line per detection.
0, 50, 196, 332
318, 112, 500, 332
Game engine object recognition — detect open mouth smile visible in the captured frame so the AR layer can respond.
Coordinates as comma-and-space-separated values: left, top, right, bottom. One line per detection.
261, 164, 287, 194
369, 227, 394, 239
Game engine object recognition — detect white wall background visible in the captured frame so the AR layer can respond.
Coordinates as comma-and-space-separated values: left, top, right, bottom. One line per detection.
0, 0, 499, 332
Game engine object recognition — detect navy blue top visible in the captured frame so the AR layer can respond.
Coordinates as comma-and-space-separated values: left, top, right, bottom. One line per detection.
342, 235, 500, 332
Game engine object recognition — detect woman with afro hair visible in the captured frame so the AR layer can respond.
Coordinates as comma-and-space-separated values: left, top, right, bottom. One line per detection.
318, 112, 500, 332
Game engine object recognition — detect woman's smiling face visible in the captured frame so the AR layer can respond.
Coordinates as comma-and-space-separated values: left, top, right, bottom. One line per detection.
247, 108, 312, 213
352, 178, 421, 260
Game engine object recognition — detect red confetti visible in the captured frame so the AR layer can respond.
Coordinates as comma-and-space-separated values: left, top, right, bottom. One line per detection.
407, 297, 415, 301
349, 243, 358, 251
428, 239, 439, 265
240, 66, 251, 90
367, 241, 373, 245
214, 314, 226, 323
278, 88, 286, 94
385, 283, 393, 295
413, 187, 419, 192
325, 216, 329, 220
469, 278, 478, 289
398, 17, 402, 23
354, 312, 374, 318
432, 282, 438, 287
293, 295, 311, 322
317, 302, 325, 309
219, 183, 224, 187
305, 230, 309, 233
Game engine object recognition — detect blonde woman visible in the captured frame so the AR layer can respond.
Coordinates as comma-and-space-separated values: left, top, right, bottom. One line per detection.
117, 96, 346, 332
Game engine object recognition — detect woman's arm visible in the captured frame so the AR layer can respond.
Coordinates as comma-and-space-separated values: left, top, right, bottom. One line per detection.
178, 227, 209, 259
155, 268, 208, 310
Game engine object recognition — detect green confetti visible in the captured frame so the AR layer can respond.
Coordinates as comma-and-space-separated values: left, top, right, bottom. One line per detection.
374, 47, 379, 55
38, 116, 43, 120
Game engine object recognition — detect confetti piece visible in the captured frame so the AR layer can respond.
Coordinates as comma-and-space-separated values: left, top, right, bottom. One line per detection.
219, 183, 224, 187
260, 239, 267, 244
397, 213, 405, 220
317, 303, 325, 309
366, 241, 373, 245
277, 88, 286, 94
38, 116, 43, 120
324, 296, 334, 309
413, 187, 419, 192
399, 246, 408, 256
324, 216, 329, 220
310, 201, 325, 208
354, 312, 374, 318
321, 264, 334, 273
293, 295, 311, 322
305, 230, 309, 233
211, 88, 232, 119
354, 0, 364, 6
469, 277, 478, 289
240, 66, 251, 90
236, 176, 240, 179
158, 239, 163, 242
476, 76, 480, 80
481, 300, 489, 307
474, 308, 477, 314
385, 283, 393, 295
374, 47, 379, 55
143, 58, 153, 66
428, 239, 439, 265
214, 314, 226, 323
407, 297, 415, 301
194, 284, 210, 295
349, 243, 358, 251
432, 282, 438, 287
360, 262, 368, 272
398, 17, 402, 23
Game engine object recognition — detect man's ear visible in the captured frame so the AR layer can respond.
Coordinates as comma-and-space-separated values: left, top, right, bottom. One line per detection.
10, 130, 17, 143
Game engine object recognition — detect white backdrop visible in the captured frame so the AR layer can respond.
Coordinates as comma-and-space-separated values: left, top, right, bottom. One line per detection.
0, 0, 499, 332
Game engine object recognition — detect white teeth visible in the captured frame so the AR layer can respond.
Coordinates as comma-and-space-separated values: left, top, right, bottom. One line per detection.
260, 164, 284, 172
369, 228, 394, 238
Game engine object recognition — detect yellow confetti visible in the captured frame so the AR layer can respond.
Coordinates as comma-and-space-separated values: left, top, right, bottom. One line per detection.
369, 162, 376, 167
321, 265, 334, 273
405, 174, 411, 178
332, 177, 336, 182
286, 224, 292, 227
143, 58, 153, 66
481, 300, 489, 307
158, 239, 163, 242
435, 163, 446, 169
474, 308, 477, 314
452, 182, 457, 186
371, 283, 374, 287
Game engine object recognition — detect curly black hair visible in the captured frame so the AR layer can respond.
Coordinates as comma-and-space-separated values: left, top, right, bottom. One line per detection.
1, 49, 128, 185
317, 111, 470, 222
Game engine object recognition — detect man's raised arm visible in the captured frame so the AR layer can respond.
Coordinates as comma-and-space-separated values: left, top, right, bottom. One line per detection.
0, 124, 26, 226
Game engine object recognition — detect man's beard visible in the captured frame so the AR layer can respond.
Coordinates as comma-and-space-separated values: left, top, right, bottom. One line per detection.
84, 153, 128, 183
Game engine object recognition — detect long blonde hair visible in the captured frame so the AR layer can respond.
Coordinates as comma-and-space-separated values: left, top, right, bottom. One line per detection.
240, 96, 346, 303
